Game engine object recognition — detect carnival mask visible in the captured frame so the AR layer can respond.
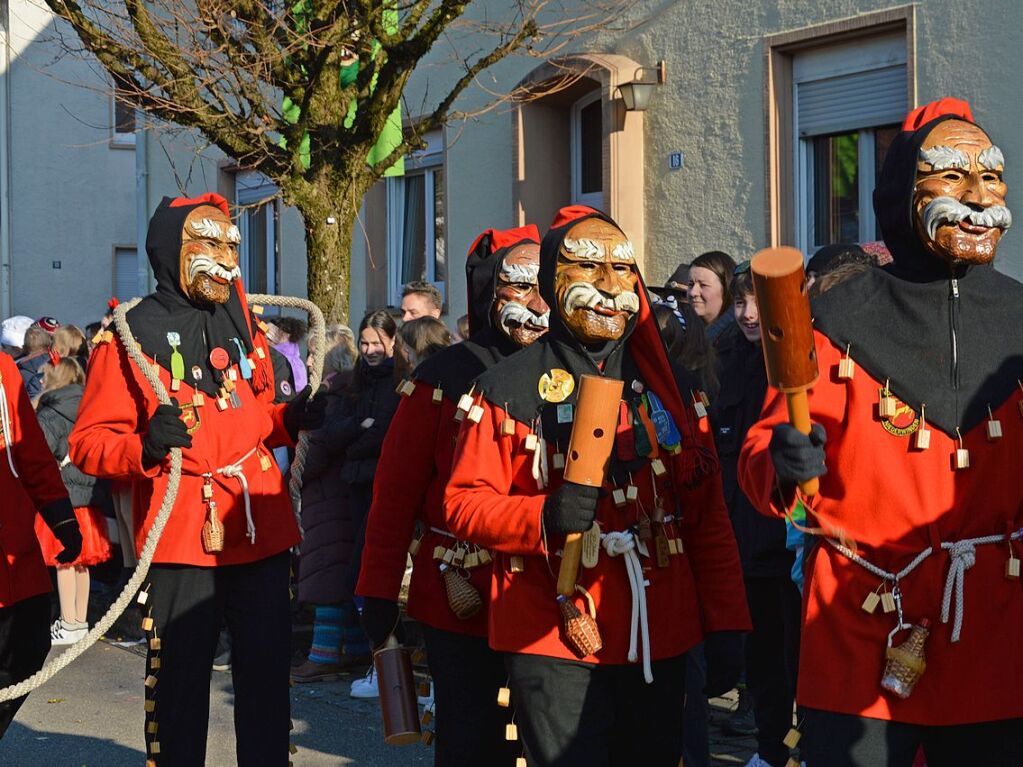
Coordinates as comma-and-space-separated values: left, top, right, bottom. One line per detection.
179, 206, 242, 305
493, 242, 550, 346
914, 119, 1011, 265
554, 218, 640, 344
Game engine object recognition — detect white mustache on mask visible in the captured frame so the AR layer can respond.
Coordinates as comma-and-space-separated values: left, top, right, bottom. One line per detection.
188, 253, 241, 284
922, 196, 1013, 241
563, 282, 640, 316
499, 301, 550, 333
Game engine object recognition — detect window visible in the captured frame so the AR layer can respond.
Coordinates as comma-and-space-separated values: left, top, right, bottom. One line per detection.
113, 246, 137, 300
793, 34, 907, 253
386, 130, 446, 306
570, 91, 603, 209
111, 93, 136, 148
236, 172, 279, 294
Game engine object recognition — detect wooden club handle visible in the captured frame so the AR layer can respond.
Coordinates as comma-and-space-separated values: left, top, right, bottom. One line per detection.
785, 389, 819, 497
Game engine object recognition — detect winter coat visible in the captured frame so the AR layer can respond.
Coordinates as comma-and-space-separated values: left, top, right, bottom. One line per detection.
334, 358, 400, 485
709, 323, 790, 579
297, 372, 358, 604
18, 352, 48, 400
36, 384, 111, 510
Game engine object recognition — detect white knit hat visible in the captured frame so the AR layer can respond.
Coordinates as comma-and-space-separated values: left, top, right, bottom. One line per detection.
0, 315, 34, 349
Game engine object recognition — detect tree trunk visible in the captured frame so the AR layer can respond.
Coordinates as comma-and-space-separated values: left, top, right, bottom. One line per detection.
295, 191, 359, 324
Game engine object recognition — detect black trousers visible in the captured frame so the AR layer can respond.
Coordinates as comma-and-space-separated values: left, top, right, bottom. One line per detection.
144, 552, 291, 766
802, 708, 1023, 767
0, 594, 50, 739
505, 652, 686, 767
746, 574, 802, 767
422, 625, 518, 766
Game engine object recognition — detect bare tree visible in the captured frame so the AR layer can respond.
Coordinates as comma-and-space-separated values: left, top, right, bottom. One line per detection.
44, 0, 616, 320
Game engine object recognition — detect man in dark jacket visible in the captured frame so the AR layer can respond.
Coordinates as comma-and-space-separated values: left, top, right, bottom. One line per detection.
712, 267, 799, 767
17, 324, 53, 400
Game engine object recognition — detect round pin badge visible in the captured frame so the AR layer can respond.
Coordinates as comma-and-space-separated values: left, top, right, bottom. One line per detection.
209, 347, 230, 370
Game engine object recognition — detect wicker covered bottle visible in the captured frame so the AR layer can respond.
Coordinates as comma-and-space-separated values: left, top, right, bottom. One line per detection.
881, 619, 930, 699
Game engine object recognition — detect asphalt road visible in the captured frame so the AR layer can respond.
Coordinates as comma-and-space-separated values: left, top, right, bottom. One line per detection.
1, 641, 432, 766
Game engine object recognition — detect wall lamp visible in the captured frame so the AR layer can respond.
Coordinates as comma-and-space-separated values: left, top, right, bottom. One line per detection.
616, 61, 667, 112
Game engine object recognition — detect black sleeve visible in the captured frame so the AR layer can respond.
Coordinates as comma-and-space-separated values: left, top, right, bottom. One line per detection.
269, 347, 297, 404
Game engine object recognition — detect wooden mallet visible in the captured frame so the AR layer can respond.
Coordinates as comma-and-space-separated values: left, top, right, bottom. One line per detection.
750, 246, 820, 497
554, 374, 624, 657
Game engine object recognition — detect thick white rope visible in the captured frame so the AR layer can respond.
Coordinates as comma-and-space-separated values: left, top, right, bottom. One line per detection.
0, 293, 324, 703
827, 528, 1021, 643
215, 445, 258, 544
602, 530, 653, 683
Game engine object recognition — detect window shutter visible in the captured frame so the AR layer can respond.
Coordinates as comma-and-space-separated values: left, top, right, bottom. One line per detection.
114, 247, 137, 300
797, 65, 907, 137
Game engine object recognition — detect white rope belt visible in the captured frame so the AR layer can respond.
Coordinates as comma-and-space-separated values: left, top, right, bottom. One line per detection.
827, 527, 1021, 643
602, 530, 653, 683
0, 380, 17, 478
215, 446, 258, 544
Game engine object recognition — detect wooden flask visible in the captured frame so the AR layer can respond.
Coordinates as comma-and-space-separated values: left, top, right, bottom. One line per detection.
373, 635, 422, 745
556, 374, 625, 596
750, 246, 820, 497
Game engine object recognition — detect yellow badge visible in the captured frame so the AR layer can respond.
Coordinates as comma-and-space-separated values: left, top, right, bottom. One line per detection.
538, 369, 575, 403
881, 398, 920, 437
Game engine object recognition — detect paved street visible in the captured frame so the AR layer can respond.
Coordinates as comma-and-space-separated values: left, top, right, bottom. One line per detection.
0, 638, 756, 766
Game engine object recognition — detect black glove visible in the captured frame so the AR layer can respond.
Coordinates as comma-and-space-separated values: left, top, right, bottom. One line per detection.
361, 597, 400, 650
283, 386, 328, 441
543, 481, 600, 535
769, 423, 827, 484
40, 498, 82, 565
142, 403, 192, 467
703, 630, 746, 697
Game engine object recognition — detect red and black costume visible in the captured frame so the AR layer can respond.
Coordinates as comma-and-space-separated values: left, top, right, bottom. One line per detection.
70, 194, 303, 766
444, 207, 749, 766
0, 352, 78, 738
740, 100, 1023, 764
357, 225, 539, 765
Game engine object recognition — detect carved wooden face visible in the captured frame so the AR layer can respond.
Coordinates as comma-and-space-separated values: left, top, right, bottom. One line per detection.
179, 206, 241, 305
554, 218, 640, 344
492, 242, 549, 346
913, 120, 1010, 266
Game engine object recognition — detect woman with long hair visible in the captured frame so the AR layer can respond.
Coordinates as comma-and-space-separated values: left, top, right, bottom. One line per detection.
688, 250, 737, 341
395, 316, 452, 378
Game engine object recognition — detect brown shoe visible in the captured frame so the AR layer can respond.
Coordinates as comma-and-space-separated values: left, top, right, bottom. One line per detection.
290, 659, 342, 683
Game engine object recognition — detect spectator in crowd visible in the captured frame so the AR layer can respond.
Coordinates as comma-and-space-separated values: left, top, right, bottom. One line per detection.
0, 315, 33, 358
400, 280, 443, 321
266, 316, 309, 397
712, 265, 800, 767
810, 259, 873, 299
18, 323, 55, 400
805, 243, 870, 290
33, 358, 112, 645
395, 316, 452, 372
689, 250, 738, 341
52, 325, 90, 373
652, 297, 718, 399
650, 263, 691, 302
306, 323, 356, 375
454, 313, 470, 342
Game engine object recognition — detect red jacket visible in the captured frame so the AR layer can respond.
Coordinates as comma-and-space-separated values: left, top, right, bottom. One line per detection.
444, 399, 750, 663
0, 353, 68, 606
69, 334, 299, 567
357, 382, 491, 636
740, 331, 1023, 724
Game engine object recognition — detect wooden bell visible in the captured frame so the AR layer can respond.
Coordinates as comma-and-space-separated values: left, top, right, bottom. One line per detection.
509, 555, 525, 573
783, 727, 801, 748
505, 723, 518, 741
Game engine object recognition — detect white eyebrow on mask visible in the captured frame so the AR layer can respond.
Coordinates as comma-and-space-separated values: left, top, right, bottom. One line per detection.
919, 145, 970, 171
978, 145, 1005, 171
499, 262, 540, 284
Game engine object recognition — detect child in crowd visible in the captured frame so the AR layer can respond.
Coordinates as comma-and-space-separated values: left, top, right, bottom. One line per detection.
33, 358, 112, 645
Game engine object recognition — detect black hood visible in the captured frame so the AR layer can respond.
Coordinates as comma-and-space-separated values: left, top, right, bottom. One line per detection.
415, 225, 541, 402
125, 194, 258, 397
813, 99, 1023, 435
38, 383, 82, 423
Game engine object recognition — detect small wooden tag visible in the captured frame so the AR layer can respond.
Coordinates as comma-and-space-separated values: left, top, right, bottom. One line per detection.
497, 687, 511, 707
654, 529, 671, 568
879, 396, 897, 419
783, 727, 801, 748
693, 401, 707, 419
505, 723, 518, 741
988, 420, 1003, 441
524, 433, 539, 452
260, 454, 273, 471
861, 592, 881, 614
468, 405, 485, 424
432, 388, 443, 404
516, 759, 527, 767
228, 369, 238, 382
202, 484, 214, 500
432, 545, 446, 561
144, 700, 156, 713
953, 448, 970, 470
216, 397, 229, 411
464, 551, 479, 569
421, 708, 433, 726
477, 549, 492, 565
501, 419, 516, 436
552, 452, 566, 470
457, 393, 474, 412
625, 485, 638, 502
192, 393, 205, 407
141, 616, 154, 631
674, 538, 684, 554
442, 548, 455, 565
407, 538, 421, 557
837, 357, 855, 380
880, 592, 896, 613
667, 538, 678, 555
150, 657, 161, 669
699, 390, 711, 408
145, 675, 158, 689
914, 428, 931, 450
251, 304, 264, 315
255, 347, 266, 360
147, 721, 159, 734
452, 548, 466, 567
170, 378, 181, 392
137, 590, 149, 606
421, 731, 434, 746
509, 555, 525, 573
150, 742, 161, 755
1007, 557, 1020, 580
149, 637, 161, 651
612, 488, 627, 508
651, 458, 667, 477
